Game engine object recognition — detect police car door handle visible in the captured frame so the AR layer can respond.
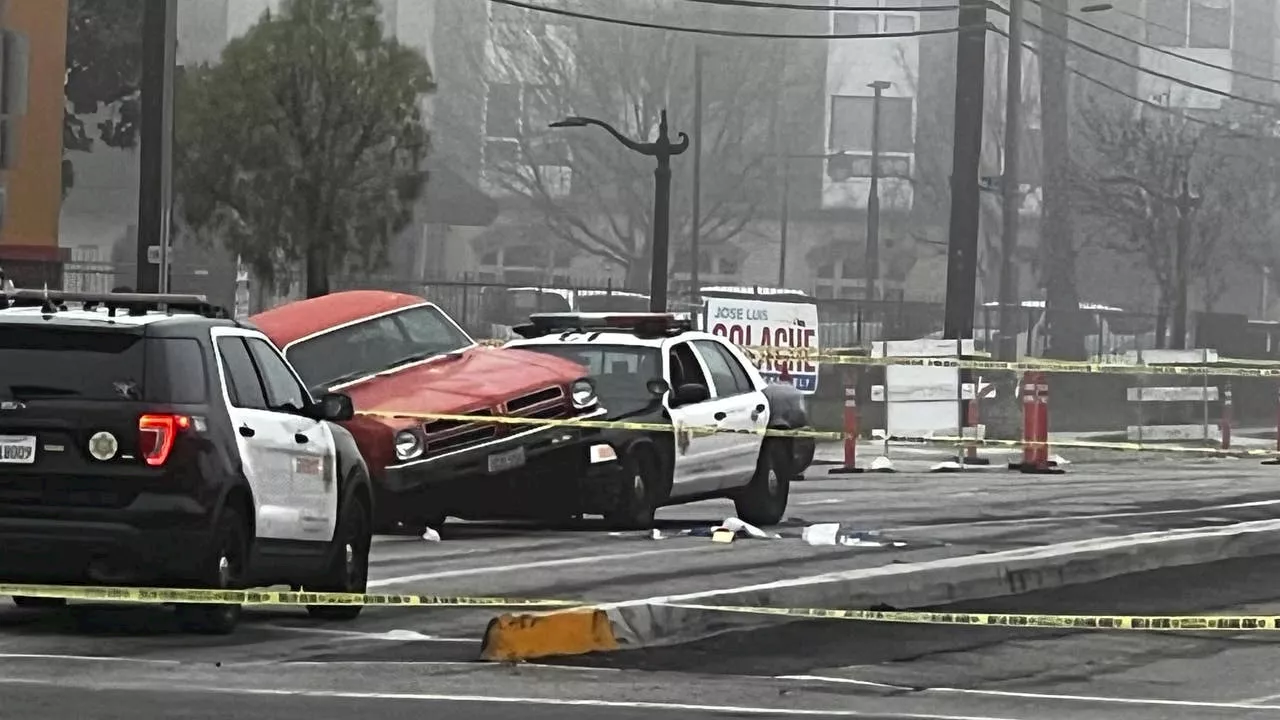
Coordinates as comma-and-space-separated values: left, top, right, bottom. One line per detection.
294, 433, 309, 444
714, 411, 727, 422
238, 425, 256, 438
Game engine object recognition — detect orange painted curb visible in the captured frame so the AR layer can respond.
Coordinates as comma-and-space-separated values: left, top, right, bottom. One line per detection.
479, 609, 619, 661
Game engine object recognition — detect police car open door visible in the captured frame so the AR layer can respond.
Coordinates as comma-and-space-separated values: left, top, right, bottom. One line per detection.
665, 341, 743, 496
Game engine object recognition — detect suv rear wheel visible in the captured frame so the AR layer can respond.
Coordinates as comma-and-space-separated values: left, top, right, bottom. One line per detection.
176, 506, 248, 635
733, 440, 791, 527
307, 481, 373, 621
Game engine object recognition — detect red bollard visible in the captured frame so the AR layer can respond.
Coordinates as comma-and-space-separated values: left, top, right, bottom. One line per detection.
1010, 372, 1063, 474
829, 369, 864, 474
957, 381, 994, 465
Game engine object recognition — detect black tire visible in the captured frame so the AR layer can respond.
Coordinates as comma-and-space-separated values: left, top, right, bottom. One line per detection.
604, 450, 663, 531
734, 440, 791, 527
11, 596, 67, 609
307, 486, 372, 622
176, 506, 248, 635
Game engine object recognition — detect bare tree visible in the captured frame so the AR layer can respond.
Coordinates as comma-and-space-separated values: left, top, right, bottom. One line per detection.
434, 1, 799, 287
1073, 99, 1275, 347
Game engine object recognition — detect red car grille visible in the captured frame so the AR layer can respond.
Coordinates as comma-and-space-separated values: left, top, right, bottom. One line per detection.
420, 387, 571, 455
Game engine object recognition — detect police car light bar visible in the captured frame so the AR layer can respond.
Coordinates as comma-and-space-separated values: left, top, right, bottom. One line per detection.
1, 287, 226, 318
516, 312, 693, 339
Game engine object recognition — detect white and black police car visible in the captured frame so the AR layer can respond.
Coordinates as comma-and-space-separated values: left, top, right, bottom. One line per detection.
506, 313, 815, 530
0, 289, 374, 634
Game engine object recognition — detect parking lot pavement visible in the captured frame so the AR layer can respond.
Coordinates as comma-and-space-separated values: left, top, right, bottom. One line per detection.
6, 558, 1280, 720
3, 456, 1280, 667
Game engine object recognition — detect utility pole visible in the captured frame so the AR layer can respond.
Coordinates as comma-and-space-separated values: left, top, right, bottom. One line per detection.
1171, 177, 1201, 350
778, 155, 789, 287
942, 0, 987, 339
135, 0, 177, 293
866, 80, 890, 304
1038, 0, 1083, 358
997, 0, 1024, 360
690, 46, 704, 301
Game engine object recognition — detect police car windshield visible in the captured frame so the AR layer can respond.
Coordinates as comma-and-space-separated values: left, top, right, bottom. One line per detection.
522, 344, 660, 416
286, 304, 473, 391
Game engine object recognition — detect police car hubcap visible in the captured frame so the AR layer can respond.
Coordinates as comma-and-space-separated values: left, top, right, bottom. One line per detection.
344, 544, 355, 579
632, 473, 645, 499
217, 555, 231, 586
767, 469, 779, 494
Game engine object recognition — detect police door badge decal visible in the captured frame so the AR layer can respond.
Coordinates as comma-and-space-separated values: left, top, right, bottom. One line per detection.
675, 421, 692, 455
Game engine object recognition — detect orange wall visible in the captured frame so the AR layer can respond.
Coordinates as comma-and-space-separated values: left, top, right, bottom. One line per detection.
0, 0, 67, 256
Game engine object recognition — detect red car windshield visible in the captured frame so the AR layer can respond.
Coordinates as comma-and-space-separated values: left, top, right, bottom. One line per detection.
284, 304, 473, 391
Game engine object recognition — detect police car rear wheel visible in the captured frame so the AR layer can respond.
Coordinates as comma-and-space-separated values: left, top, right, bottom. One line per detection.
734, 440, 791, 527
176, 507, 247, 635
606, 452, 660, 531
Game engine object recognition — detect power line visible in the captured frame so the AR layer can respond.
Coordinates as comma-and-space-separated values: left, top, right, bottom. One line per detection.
675, 0, 960, 12
1109, 4, 1280, 74
994, 28, 1277, 150
1007, 11, 1280, 111
490, 0, 981, 39
1017, 0, 1280, 89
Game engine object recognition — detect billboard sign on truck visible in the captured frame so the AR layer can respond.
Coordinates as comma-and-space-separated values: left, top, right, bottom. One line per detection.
705, 296, 821, 394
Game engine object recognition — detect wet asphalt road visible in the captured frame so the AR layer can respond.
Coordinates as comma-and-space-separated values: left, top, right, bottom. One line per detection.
7, 455, 1280, 719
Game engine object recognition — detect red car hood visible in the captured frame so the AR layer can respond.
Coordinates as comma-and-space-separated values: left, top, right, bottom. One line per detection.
336, 346, 587, 414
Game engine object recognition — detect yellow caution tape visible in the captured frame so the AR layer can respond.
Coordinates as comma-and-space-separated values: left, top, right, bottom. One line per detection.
0, 583, 580, 607
7, 583, 1276, 631
663, 603, 1280, 631
483, 335, 1280, 377
359, 409, 1279, 458
739, 351, 1280, 377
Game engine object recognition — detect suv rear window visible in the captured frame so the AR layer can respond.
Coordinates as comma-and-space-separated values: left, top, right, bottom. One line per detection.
0, 327, 207, 403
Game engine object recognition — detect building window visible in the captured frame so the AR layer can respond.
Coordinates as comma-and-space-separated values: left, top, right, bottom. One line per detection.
673, 249, 743, 288
482, 83, 572, 196
1146, 0, 1231, 49
476, 244, 574, 286
831, 0, 917, 35
828, 94, 914, 179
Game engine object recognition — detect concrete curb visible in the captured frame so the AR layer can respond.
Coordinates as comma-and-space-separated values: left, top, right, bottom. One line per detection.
479, 519, 1280, 662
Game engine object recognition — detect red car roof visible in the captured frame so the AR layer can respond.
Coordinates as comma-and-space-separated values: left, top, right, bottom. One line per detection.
251, 290, 433, 347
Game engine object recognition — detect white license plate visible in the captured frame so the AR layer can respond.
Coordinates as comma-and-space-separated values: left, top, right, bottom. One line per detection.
0, 435, 37, 465
487, 447, 527, 474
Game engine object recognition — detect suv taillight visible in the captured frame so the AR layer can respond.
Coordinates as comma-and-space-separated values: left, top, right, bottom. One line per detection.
139, 414, 190, 466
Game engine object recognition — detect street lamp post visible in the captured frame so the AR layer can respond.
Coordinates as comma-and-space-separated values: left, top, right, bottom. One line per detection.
866, 80, 891, 304
551, 111, 689, 313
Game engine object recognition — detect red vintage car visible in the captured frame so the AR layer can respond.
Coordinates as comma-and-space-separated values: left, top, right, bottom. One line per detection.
251, 291, 604, 532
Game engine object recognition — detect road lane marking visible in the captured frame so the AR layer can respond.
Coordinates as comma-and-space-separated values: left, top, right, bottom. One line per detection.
0, 654, 179, 664
784, 674, 1280, 712
267, 626, 476, 642
887, 498, 1280, 533
368, 546, 706, 587
0, 678, 1024, 719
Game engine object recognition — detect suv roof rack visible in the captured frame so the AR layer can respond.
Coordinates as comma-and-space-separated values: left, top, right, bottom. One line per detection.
514, 312, 692, 340
0, 288, 229, 319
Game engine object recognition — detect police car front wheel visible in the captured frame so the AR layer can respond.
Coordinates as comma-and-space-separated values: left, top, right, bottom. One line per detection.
606, 451, 662, 531
307, 483, 373, 621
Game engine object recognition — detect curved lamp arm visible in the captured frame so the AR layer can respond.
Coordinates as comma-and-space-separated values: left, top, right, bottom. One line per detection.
669, 132, 691, 155
550, 116, 648, 155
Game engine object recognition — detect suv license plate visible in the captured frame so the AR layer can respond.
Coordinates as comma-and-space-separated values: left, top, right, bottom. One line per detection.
0, 435, 37, 464
487, 447, 526, 474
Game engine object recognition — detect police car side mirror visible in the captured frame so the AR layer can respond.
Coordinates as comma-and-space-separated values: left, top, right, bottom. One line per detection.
312, 393, 355, 422
672, 383, 710, 407
646, 378, 670, 397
